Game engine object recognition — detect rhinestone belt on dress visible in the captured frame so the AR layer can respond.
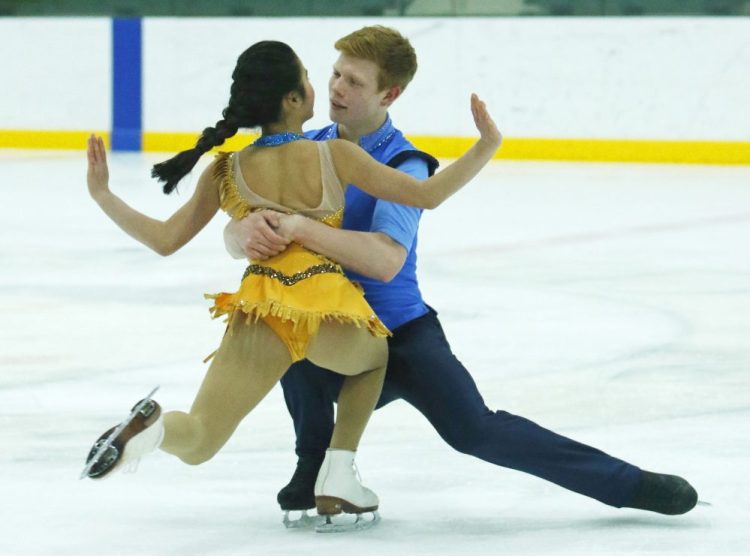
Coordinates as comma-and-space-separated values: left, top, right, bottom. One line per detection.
242, 263, 342, 286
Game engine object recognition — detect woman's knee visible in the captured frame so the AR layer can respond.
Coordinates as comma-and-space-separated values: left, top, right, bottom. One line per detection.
178, 447, 218, 466
176, 431, 225, 465
177, 414, 228, 465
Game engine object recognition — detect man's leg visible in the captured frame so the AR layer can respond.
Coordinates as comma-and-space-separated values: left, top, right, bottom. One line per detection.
385, 308, 695, 513
277, 361, 341, 510
281, 361, 343, 459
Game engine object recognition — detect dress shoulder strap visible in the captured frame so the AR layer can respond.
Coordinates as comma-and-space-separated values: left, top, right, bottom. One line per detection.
316, 141, 345, 210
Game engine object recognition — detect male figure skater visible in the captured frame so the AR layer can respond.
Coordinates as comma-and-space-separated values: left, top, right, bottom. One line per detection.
224, 25, 697, 524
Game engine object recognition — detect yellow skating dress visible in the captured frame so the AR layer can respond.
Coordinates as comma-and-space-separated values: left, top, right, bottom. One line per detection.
206, 141, 391, 362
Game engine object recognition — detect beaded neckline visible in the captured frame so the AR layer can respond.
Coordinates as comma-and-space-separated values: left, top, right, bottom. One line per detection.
252, 132, 305, 147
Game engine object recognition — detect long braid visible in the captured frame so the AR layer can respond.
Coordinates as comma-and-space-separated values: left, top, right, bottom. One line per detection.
151, 115, 239, 194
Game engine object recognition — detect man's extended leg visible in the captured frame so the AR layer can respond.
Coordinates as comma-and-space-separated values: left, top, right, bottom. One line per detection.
384, 308, 696, 513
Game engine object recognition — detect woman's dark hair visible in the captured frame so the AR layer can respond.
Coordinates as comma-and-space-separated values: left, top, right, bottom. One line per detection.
152, 41, 305, 194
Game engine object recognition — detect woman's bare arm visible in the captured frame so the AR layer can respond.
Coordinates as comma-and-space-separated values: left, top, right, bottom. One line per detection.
86, 134, 220, 256
330, 94, 501, 209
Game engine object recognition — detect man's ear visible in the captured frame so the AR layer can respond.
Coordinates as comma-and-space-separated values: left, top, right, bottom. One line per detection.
380, 85, 403, 107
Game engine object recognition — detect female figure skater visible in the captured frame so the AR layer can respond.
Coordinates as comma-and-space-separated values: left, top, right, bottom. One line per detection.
83, 41, 501, 521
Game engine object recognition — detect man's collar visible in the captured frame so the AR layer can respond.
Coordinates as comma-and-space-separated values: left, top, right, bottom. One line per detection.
327, 114, 395, 153
357, 114, 395, 153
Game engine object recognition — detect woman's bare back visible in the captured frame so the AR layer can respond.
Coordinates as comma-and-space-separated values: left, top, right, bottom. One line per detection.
234, 140, 330, 211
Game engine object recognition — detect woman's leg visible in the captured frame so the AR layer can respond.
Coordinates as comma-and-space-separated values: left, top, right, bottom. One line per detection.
160, 315, 292, 465
304, 323, 387, 452
304, 323, 386, 517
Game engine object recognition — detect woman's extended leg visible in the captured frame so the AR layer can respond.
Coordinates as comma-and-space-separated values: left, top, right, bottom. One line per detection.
160, 315, 292, 465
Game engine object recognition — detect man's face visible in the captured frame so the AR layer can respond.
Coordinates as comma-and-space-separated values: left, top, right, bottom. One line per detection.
328, 54, 388, 128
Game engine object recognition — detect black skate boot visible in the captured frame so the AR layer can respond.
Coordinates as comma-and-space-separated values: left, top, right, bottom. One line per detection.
626, 471, 698, 515
278, 455, 323, 528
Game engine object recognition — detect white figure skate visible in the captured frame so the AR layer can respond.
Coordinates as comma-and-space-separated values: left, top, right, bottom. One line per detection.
313, 449, 380, 533
80, 386, 164, 480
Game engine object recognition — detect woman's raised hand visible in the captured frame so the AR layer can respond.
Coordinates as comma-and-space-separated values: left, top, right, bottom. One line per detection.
470, 93, 502, 150
86, 134, 110, 200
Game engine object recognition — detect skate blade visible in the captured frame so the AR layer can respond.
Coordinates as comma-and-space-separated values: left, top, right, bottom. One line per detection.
697, 500, 713, 507
282, 510, 324, 529
79, 386, 160, 480
315, 511, 380, 533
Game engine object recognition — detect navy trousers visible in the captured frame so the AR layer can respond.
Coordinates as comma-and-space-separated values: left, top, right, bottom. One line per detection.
280, 307, 642, 507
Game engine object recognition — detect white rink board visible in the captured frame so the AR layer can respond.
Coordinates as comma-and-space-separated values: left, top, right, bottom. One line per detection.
0, 18, 111, 130
141, 17, 750, 140
1, 17, 750, 140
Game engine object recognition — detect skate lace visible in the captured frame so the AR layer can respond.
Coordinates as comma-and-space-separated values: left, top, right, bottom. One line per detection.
352, 461, 363, 483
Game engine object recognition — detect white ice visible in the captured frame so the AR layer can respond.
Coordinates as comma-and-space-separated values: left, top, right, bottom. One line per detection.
1, 150, 748, 555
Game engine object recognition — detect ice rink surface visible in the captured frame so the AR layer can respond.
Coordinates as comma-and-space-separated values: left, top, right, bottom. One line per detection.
1, 150, 748, 555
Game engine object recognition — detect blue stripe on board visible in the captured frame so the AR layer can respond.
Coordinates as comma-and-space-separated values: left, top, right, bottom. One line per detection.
112, 18, 142, 151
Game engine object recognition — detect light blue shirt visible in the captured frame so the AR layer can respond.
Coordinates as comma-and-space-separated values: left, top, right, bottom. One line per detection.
305, 116, 430, 330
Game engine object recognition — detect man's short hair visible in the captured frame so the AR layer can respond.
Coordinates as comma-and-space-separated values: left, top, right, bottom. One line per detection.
335, 25, 417, 92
